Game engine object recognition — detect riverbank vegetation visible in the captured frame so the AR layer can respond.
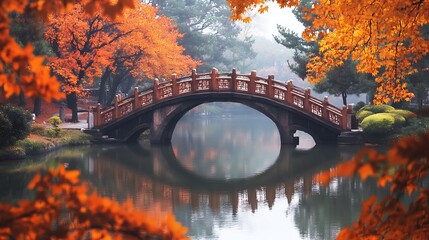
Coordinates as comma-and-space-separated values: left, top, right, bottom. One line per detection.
0, 121, 92, 160
354, 104, 429, 142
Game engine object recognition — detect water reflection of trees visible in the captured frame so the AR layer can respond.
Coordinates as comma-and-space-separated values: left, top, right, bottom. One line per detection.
0, 143, 389, 240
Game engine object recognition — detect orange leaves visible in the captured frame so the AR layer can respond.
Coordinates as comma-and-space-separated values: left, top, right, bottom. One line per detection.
46, 1, 199, 96
0, 165, 189, 239
0, 0, 135, 101
226, 0, 299, 22
227, 0, 429, 103
314, 132, 429, 239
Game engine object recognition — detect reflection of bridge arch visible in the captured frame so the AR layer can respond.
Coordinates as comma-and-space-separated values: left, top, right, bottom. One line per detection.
81, 143, 363, 216
122, 143, 358, 191
90, 68, 354, 144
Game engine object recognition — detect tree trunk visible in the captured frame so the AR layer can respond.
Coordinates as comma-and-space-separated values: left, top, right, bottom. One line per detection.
19, 92, 26, 106
106, 79, 121, 105
66, 92, 79, 122
106, 72, 129, 105
341, 92, 347, 106
97, 68, 111, 106
33, 97, 42, 116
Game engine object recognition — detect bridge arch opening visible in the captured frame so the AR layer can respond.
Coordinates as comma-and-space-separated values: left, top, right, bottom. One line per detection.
170, 102, 282, 180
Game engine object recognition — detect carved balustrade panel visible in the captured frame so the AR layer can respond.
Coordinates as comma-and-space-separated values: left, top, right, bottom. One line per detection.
178, 81, 192, 94
196, 79, 210, 90
311, 103, 322, 117
237, 80, 248, 91
293, 96, 304, 108
328, 111, 340, 125
274, 88, 285, 100
160, 85, 173, 99
102, 110, 113, 124
140, 92, 153, 106
255, 83, 267, 94
218, 79, 230, 89
119, 101, 133, 117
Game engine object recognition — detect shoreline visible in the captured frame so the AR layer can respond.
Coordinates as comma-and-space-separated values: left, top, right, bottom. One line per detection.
0, 129, 93, 162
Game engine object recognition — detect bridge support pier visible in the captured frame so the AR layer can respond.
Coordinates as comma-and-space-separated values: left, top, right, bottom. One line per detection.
150, 105, 180, 144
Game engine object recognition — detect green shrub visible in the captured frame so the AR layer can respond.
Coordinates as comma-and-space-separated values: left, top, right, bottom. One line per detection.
386, 113, 406, 126
48, 116, 62, 128
353, 101, 366, 113
394, 117, 429, 138
46, 129, 59, 138
387, 109, 417, 120
360, 104, 395, 113
30, 123, 47, 136
48, 116, 62, 137
361, 113, 397, 135
356, 110, 374, 123
0, 104, 32, 147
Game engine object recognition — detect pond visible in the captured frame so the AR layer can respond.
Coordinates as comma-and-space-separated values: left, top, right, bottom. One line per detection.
0, 103, 387, 240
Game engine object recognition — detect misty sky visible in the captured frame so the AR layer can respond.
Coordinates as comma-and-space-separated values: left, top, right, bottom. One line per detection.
239, 3, 304, 40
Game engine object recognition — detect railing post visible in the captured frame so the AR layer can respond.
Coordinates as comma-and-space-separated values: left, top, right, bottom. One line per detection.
267, 75, 274, 98
304, 88, 311, 110
211, 68, 218, 91
171, 73, 177, 96
95, 103, 101, 126
231, 68, 237, 92
322, 96, 329, 120
343, 105, 352, 130
286, 80, 293, 104
191, 69, 197, 92
133, 87, 139, 110
249, 70, 256, 94
114, 95, 119, 119
153, 79, 160, 102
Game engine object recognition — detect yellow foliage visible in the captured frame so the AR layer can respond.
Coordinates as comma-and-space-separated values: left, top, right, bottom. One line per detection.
226, 0, 429, 104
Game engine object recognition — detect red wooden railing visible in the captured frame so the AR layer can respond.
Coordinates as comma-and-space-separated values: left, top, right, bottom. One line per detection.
92, 68, 351, 129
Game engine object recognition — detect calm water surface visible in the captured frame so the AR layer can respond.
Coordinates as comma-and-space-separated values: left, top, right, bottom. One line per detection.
0, 103, 388, 240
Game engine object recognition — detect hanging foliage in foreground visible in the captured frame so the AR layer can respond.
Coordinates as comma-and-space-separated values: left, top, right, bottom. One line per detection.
0, 166, 189, 240
315, 133, 429, 239
226, 0, 429, 104
0, 0, 135, 101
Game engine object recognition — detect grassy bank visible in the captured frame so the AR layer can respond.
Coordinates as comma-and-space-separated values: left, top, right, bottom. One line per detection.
0, 126, 92, 160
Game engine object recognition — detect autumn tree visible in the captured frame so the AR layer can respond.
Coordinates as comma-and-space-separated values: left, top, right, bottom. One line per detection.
8, 12, 54, 114
98, 3, 200, 106
227, 0, 429, 104
0, 0, 134, 102
46, 1, 199, 116
45, 3, 133, 122
274, 0, 375, 106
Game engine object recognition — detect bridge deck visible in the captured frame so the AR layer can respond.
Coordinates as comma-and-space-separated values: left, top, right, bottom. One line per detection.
91, 68, 352, 130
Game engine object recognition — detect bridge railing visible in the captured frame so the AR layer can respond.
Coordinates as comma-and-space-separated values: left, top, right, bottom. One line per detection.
92, 68, 352, 129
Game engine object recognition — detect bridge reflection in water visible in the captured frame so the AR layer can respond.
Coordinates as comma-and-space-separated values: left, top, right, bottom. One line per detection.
67, 142, 387, 240
0, 142, 387, 240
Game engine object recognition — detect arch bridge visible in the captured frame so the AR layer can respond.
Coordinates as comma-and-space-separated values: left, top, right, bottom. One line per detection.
89, 68, 355, 144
